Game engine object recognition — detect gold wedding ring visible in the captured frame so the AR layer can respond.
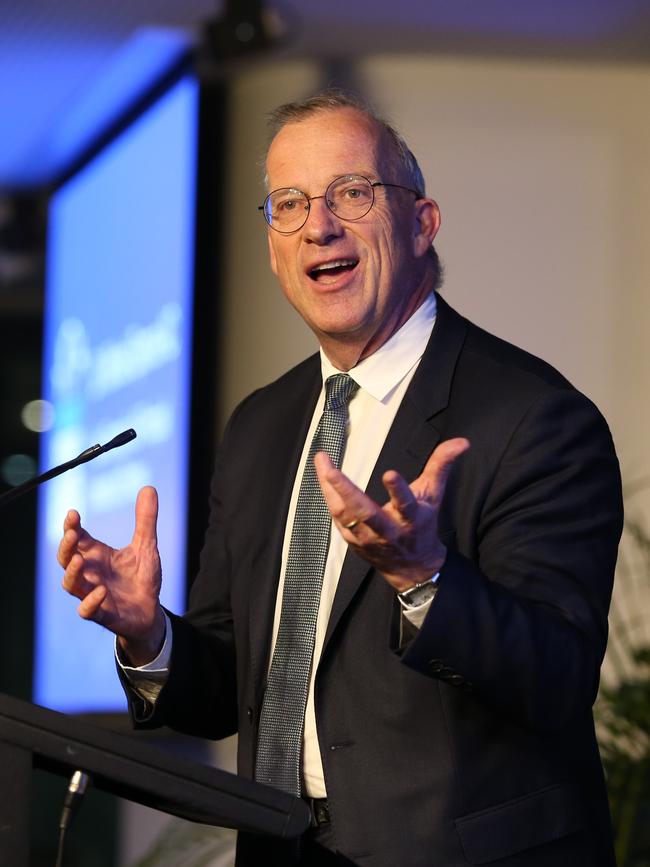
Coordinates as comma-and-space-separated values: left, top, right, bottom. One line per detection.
344, 519, 359, 530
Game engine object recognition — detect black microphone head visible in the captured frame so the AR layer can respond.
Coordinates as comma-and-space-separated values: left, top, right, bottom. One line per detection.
102, 429, 137, 453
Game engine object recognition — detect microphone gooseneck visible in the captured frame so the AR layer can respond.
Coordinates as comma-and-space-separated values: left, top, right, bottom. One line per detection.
0, 429, 137, 508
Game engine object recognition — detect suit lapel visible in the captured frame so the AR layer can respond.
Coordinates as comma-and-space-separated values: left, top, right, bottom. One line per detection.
322, 295, 468, 651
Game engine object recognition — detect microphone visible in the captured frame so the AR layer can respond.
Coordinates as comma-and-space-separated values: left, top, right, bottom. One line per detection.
0, 429, 137, 508
74, 428, 137, 462
55, 770, 90, 867
59, 769, 90, 829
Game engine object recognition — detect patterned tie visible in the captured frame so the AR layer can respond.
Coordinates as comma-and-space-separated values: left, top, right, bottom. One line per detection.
255, 373, 359, 795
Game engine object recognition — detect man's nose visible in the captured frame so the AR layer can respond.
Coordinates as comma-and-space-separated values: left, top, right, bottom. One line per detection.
303, 195, 343, 244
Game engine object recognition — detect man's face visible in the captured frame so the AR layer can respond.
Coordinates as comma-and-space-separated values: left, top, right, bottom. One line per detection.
265, 108, 440, 365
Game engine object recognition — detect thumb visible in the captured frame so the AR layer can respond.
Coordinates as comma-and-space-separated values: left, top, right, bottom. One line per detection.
132, 486, 159, 546
414, 437, 470, 501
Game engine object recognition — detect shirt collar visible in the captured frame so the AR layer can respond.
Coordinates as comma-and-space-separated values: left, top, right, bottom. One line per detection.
320, 292, 437, 403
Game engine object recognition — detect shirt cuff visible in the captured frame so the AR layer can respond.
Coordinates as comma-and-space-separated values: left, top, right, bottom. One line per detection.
402, 596, 434, 630
115, 611, 172, 704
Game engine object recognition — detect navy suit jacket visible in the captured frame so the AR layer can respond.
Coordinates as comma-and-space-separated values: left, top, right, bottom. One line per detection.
127, 295, 623, 866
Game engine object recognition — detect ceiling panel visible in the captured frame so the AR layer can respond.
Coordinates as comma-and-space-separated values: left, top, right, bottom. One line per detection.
0, 0, 649, 189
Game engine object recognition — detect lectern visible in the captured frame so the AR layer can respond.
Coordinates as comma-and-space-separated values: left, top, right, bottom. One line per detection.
0, 693, 310, 867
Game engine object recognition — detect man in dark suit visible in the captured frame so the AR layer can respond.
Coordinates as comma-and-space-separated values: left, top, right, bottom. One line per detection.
58, 92, 623, 866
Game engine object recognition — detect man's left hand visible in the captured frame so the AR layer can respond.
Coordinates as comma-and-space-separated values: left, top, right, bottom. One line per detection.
314, 438, 470, 593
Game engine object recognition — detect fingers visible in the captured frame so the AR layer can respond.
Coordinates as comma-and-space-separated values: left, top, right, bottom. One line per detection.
61, 552, 94, 600
77, 584, 108, 622
383, 470, 418, 523
314, 452, 390, 536
132, 486, 159, 546
314, 451, 359, 517
63, 552, 111, 627
63, 509, 80, 532
57, 529, 75, 569
57, 516, 81, 568
315, 437, 469, 542
58, 508, 98, 567
412, 437, 470, 503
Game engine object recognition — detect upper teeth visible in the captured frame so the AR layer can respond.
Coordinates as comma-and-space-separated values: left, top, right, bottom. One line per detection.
312, 259, 356, 272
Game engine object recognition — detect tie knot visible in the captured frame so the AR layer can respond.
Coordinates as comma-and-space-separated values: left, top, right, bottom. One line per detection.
324, 373, 359, 411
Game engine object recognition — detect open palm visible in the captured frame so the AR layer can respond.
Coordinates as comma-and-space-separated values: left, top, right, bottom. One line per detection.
58, 486, 162, 642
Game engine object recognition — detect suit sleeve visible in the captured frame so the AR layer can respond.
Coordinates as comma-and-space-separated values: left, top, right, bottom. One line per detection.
121, 393, 262, 738
401, 387, 623, 732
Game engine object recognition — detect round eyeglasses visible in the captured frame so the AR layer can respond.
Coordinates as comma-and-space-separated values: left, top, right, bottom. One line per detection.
259, 174, 422, 234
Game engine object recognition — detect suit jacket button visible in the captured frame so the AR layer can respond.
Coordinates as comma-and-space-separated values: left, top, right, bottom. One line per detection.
428, 659, 444, 673
448, 674, 465, 686
246, 706, 253, 722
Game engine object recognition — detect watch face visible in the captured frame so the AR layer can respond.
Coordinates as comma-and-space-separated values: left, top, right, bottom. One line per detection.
402, 582, 437, 608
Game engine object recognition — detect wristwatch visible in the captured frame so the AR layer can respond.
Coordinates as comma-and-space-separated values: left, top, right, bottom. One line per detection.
397, 572, 440, 609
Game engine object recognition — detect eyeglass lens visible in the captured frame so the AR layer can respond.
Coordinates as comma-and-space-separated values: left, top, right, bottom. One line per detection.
264, 175, 375, 232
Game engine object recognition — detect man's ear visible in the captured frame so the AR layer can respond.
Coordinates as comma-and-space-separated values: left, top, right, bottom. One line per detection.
268, 232, 279, 275
413, 199, 441, 259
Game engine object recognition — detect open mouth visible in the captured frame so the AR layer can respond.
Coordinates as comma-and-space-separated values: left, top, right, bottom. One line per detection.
308, 259, 359, 283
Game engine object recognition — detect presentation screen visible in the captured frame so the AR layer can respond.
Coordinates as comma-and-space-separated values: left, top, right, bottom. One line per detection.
34, 74, 199, 713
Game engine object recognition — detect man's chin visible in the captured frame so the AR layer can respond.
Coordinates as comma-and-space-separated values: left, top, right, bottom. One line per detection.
312, 314, 371, 344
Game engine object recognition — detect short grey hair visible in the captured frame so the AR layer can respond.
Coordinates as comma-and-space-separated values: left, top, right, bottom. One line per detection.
266, 89, 426, 196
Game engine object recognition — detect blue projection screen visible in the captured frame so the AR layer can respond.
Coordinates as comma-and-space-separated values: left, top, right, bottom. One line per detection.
35, 75, 199, 713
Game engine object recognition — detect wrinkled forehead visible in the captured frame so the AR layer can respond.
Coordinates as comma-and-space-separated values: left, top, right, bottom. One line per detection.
265, 107, 398, 190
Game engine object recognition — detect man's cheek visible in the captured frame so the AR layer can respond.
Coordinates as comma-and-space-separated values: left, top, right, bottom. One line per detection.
267, 233, 279, 275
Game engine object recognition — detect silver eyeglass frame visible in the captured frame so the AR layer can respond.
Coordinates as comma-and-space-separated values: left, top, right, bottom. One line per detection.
258, 174, 422, 234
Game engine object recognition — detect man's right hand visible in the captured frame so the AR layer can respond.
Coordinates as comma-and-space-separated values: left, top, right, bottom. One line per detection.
57, 485, 166, 667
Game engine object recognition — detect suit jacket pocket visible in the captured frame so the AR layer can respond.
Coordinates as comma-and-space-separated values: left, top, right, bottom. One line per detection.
455, 783, 584, 864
